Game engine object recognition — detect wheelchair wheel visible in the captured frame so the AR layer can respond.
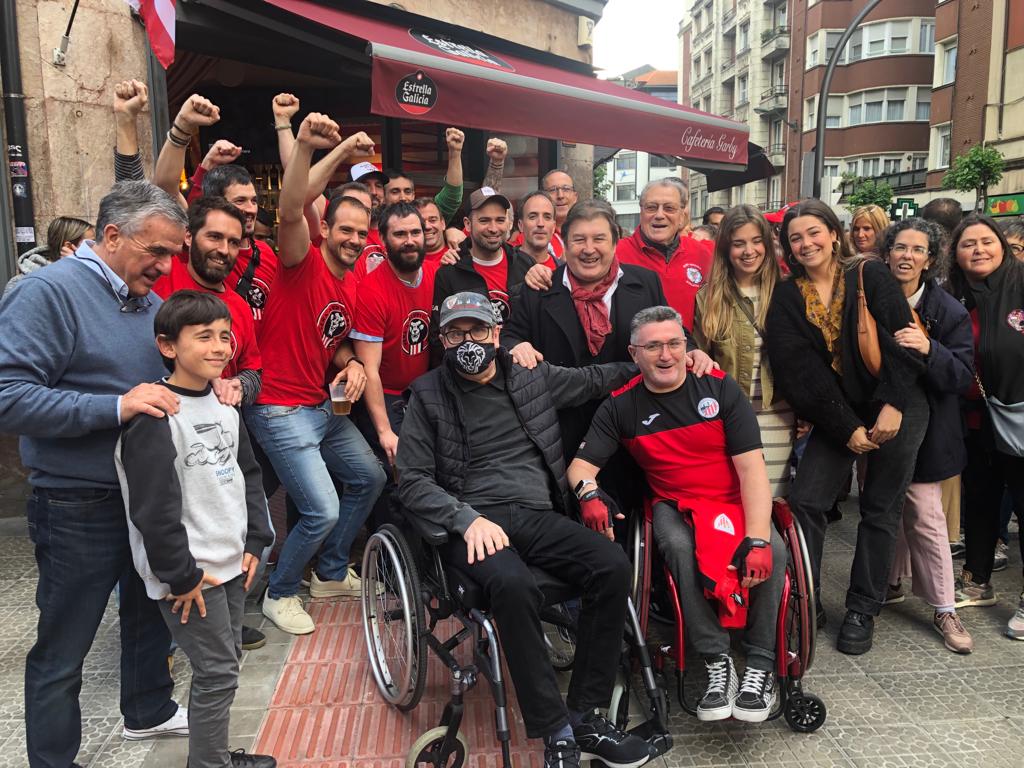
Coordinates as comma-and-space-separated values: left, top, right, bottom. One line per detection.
628, 510, 645, 609
362, 524, 427, 712
609, 671, 631, 729
542, 602, 577, 671
784, 692, 826, 733
789, 515, 817, 672
406, 726, 467, 768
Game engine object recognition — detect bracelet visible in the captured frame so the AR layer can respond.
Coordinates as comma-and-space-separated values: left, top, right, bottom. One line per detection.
275, 124, 292, 131
166, 130, 189, 148
346, 356, 365, 367
488, 161, 505, 169
172, 120, 195, 137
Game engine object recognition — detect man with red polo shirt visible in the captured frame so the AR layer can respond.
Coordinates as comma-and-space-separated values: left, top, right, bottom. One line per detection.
615, 179, 714, 333
152, 197, 261, 407
567, 305, 784, 725
516, 190, 559, 270
351, 202, 438, 475
244, 112, 386, 635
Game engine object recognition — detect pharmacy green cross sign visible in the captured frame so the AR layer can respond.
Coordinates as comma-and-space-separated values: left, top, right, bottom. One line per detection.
890, 198, 919, 221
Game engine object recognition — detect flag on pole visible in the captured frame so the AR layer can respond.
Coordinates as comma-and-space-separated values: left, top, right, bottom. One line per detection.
127, 0, 176, 69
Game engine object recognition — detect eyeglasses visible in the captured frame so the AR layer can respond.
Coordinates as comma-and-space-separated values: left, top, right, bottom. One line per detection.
634, 338, 686, 355
442, 325, 492, 344
642, 203, 681, 215
1010, 243, 1024, 256
543, 185, 576, 195
891, 244, 930, 257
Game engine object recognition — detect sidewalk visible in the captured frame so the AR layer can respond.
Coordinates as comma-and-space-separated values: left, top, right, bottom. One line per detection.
1, 504, 1022, 767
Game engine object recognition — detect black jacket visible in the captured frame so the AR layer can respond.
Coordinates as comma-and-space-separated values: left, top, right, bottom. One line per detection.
396, 348, 635, 535
912, 280, 974, 483
766, 259, 927, 447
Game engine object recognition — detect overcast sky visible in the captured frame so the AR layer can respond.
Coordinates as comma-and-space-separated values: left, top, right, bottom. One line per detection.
592, 0, 684, 77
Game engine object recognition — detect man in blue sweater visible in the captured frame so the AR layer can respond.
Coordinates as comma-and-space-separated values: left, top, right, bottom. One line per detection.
0, 181, 193, 768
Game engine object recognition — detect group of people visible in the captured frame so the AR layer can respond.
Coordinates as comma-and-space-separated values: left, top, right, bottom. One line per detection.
0, 80, 1022, 768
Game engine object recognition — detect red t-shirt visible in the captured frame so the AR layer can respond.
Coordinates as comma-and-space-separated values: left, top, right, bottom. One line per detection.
224, 239, 279, 324
473, 255, 512, 323
352, 240, 388, 283
152, 257, 261, 380
551, 231, 565, 260
256, 245, 358, 406
351, 261, 439, 395
425, 244, 448, 264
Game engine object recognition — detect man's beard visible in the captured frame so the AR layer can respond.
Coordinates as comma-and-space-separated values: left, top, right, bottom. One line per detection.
387, 243, 426, 273
190, 241, 233, 284
326, 238, 360, 269
471, 231, 502, 257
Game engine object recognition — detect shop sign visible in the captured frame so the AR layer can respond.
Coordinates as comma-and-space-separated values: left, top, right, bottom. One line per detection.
987, 193, 1024, 217
396, 71, 437, 116
890, 198, 919, 221
410, 30, 514, 72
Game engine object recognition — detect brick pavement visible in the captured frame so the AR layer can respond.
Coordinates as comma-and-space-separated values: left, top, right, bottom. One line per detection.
0, 504, 1022, 768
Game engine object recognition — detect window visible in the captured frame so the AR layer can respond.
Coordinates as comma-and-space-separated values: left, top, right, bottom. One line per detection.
738, 23, 749, 51
883, 158, 901, 174
806, 96, 817, 129
845, 21, 917, 62
916, 90, 931, 120
868, 23, 886, 56
737, 74, 748, 104
825, 31, 844, 65
650, 155, 675, 169
920, 20, 935, 53
862, 158, 880, 177
703, 95, 712, 113
823, 163, 839, 178
846, 160, 859, 176
693, 57, 701, 77
807, 33, 819, 68
704, 50, 712, 71
934, 123, 952, 168
615, 183, 636, 201
616, 152, 636, 172
826, 96, 842, 128
889, 21, 909, 53
941, 42, 957, 85
849, 28, 862, 60
616, 213, 639, 232
769, 174, 782, 204
911, 155, 927, 170
772, 59, 785, 87
770, 119, 784, 146
886, 88, 906, 121
864, 90, 884, 122
848, 94, 862, 126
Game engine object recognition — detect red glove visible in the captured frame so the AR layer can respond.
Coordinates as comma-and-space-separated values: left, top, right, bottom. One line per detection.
732, 537, 772, 583
578, 488, 620, 534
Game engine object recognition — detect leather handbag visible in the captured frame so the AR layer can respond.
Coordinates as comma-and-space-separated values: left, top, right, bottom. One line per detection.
856, 261, 882, 377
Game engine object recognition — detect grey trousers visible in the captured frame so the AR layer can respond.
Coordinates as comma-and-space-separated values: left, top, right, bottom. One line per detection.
653, 502, 786, 671
158, 575, 245, 768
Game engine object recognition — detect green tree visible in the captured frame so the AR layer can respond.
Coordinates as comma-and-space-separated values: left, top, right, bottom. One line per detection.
942, 144, 1005, 212
593, 161, 611, 199
844, 177, 894, 213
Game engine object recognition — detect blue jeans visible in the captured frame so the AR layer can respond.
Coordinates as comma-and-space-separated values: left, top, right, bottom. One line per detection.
244, 401, 386, 599
25, 487, 177, 768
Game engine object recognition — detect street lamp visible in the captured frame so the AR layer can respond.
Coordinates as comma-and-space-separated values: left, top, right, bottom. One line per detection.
812, 0, 882, 199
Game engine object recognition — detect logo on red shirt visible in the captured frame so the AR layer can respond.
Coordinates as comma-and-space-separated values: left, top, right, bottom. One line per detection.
364, 245, 386, 274
317, 301, 352, 349
247, 277, 270, 313
684, 264, 705, 287
488, 289, 510, 323
697, 397, 720, 419
402, 309, 431, 355
396, 70, 438, 116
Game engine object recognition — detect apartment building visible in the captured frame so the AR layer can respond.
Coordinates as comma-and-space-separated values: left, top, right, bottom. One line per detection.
679, 0, 791, 220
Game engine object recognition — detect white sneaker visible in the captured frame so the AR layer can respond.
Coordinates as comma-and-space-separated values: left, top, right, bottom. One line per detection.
123, 704, 188, 740
262, 591, 315, 634
309, 567, 362, 598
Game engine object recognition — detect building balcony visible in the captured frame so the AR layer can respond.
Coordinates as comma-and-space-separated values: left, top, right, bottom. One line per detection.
760, 26, 790, 59
721, 58, 736, 80
694, 25, 714, 47
838, 168, 927, 201
757, 84, 787, 114
691, 71, 714, 94
722, 6, 737, 32
736, 46, 751, 66
767, 143, 785, 167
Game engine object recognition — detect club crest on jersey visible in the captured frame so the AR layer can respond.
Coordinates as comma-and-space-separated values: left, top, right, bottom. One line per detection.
247, 277, 270, 318
317, 301, 351, 349
402, 310, 430, 355
488, 289, 510, 323
455, 342, 487, 374
684, 263, 704, 286
713, 513, 735, 536
363, 245, 386, 275
697, 397, 720, 419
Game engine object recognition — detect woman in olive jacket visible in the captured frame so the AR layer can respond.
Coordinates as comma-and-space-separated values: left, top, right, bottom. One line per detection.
765, 199, 928, 657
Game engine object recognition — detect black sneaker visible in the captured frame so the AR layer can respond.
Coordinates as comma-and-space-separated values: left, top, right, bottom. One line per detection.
836, 611, 874, 655
950, 540, 966, 559
241, 625, 267, 651
732, 666, 777, 723
573, 710, 651, 768
543, 737, 581, 768
697, 653, 737, 721
228, 749, 276, 767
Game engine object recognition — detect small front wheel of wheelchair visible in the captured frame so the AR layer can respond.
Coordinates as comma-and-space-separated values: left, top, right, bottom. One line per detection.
784, 692, 826, 733
406, 726, 468, 768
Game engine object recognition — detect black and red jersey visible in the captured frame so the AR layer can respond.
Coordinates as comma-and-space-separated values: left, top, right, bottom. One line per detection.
576, 369, 761, 507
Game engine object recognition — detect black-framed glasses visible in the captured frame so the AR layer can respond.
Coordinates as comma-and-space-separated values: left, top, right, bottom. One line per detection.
442, 325, 491, 344
1010, 243, 1024, 256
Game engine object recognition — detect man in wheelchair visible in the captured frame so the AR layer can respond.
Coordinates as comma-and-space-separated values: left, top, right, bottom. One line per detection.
568, 305, 787, 724
396, 292, 655, 768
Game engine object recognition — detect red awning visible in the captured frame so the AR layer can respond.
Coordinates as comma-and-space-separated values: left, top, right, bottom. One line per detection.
264, 0, 749, 168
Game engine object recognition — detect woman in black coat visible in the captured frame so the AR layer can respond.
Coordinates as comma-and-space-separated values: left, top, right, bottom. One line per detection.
765, 200, 928, 657
881, 218, 974, 654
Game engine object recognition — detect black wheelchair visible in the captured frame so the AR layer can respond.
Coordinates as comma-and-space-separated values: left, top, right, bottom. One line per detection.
360, 513, 673, 768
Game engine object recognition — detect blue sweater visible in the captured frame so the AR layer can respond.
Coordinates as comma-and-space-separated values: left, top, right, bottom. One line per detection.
0, 256, 166, 488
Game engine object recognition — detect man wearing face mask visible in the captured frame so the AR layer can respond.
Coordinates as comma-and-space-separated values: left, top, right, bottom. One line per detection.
396, 292, 654, 768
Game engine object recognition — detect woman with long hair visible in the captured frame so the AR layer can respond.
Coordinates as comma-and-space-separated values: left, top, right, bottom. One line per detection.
765, 199, 928, 656
944, 213, 1024, 640
3, 216, 94, 298
694, 204, 793, 496
880, 218, 974, 653
850, 204, 890, 259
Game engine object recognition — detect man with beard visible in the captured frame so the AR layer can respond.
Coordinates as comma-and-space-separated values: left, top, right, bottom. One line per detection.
350, 202, 440, 469
152, 198, 261, 407
431, 188, 534, 351
244, 113, 386, 635
517, 190, 559, 270
154, 95, 279, 325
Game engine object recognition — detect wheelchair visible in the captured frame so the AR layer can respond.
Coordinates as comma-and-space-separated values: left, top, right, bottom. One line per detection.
360, 511, 673, 768
630, 498, 827, 733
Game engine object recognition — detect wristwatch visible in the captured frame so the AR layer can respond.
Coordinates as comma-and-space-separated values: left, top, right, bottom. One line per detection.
573, 479, 597, 499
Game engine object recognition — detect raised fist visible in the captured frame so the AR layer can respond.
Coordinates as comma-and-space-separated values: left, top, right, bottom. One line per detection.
177, 94, 220, 131
445, 127, 465, 153
272, 93, 300, 121
342, 130, 375, 158
486, 138, 508, 164
113, 79, 148, 118
202, 140, 243, 169
296, 113, 342, 149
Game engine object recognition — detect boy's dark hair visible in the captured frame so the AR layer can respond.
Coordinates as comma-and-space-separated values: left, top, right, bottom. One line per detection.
702, 206, 726, 224
154, 290, 232, 373
378, 202, 425, 240
202, 165, 253, 198
920, 197, 963, 236
187, 196, 246, 235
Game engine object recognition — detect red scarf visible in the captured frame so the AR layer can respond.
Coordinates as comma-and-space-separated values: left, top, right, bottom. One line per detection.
567, 259, 619, 356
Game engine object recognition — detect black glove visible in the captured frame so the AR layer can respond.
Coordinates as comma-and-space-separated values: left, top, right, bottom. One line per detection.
579, 488, 621, 534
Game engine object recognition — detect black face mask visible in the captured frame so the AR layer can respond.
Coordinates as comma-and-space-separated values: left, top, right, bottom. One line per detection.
445, 340, 496, 376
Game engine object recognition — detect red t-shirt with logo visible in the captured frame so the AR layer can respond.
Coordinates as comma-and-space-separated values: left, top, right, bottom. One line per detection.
351, 261, 439, 395
352, 240, 388, 283
152, 257, 261, 380
474, 255, 512, 323
256, 245, 358, 406
224, 239, 279, 324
